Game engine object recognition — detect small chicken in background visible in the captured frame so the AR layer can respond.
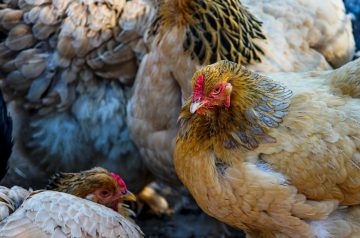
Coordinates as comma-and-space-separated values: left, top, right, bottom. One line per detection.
128, 0, 355, 189
0, 90, 12, 181
0, 167, 143, 237
0, 0, 165, 212
174, 59, 360, 237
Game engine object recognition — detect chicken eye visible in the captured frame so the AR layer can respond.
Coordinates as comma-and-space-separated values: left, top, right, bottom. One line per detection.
121, 190, 127, 195
212, 86, 222, 95
100, 190, 110, 197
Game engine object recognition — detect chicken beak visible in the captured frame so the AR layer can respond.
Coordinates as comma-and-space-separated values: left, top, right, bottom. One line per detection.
190, 100, 204, 113
122, 191, 137, 202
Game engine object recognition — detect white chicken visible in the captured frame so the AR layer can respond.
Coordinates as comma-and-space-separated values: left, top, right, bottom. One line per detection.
0, 188, 143, 238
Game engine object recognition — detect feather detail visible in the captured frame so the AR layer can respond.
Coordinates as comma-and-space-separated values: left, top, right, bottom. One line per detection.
0, 191, 144, 238
149, 0, 266, 65
0, 0, 150, 114
45, 167, 121, 199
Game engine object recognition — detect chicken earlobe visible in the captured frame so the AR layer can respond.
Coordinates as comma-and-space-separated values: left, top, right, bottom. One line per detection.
148, 0, 266, 66
180, 60, 292, 151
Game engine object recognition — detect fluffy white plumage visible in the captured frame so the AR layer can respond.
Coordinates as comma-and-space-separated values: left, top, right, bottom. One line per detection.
0, 190, 144, 238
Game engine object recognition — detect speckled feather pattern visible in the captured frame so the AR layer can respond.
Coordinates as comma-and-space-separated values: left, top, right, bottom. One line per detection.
0, 191, 144, 238
149, 0, 266, 65
174, 59, 360, 237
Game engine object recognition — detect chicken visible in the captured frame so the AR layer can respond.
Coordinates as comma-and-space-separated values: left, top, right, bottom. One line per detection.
0, 90, 12, 180
0, 167, 137, 220
0, 191, 143, 238
174, 59, 360, 237
127, 0, 355, 186
0, 167, 143, 237
0, 0, 154, 197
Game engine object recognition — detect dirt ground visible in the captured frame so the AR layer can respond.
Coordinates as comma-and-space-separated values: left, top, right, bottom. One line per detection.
134, 184, 246, 238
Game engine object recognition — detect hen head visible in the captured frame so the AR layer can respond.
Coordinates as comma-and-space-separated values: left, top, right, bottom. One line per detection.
179, 60, 292, 151
190, 62, 234, 115
46, 167, 136, 212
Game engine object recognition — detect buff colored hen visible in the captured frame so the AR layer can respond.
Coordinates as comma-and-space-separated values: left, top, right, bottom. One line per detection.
0, 0, 154, 196
174, 59, 360, 237
127, 0, 355, 186
0, 167, 142, 237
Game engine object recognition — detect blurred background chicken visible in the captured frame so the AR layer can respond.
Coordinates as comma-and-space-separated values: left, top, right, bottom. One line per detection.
0, 0, 155, 202
0, 90, 12, 180
0, 167, 142, 237
128, 0, 355, 189
174, 59, 360, 237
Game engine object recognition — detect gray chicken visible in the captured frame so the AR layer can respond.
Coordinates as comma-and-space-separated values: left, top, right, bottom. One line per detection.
0, 0, 153, 196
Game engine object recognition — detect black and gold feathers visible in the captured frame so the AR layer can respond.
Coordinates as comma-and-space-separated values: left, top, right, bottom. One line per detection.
46, 167, 120, 198
149, 0, 266, 65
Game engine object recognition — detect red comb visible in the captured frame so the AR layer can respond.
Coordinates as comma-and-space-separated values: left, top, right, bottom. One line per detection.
193, 75, 205, 101
110, 172, 127, 192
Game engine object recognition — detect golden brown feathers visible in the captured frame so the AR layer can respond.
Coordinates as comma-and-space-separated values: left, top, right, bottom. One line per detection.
178, 60, 292, 151
174, 59, 360, 237
46, 167, 121, 199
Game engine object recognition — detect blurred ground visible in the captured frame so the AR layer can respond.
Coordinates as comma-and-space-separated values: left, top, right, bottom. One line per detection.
134, 184, 246, 238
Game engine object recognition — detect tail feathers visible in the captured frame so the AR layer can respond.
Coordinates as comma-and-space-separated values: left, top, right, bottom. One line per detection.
0, 186, 30, 222
0, 91, 12, 181
329, 58, 360, 97
310, 206, 360, 238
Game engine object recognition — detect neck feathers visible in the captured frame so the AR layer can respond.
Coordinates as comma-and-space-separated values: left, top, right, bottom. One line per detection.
178, 62, 292, 151
150, 0, 266, 65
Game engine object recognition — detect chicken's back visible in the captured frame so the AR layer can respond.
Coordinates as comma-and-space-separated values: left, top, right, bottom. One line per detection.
244, 0, 354, 71
254, 60, 360, 205
0, 191, 144, 238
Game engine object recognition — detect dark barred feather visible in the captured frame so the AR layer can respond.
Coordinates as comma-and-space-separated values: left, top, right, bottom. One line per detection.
183, 0, 266, 65
150, 0, 266, 65
46, 172, 70, 190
